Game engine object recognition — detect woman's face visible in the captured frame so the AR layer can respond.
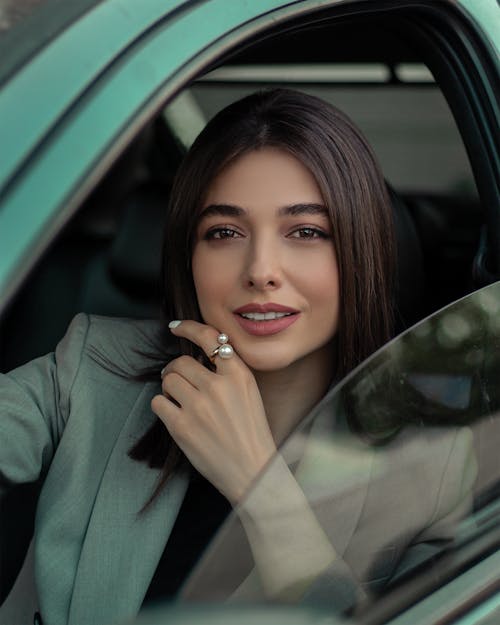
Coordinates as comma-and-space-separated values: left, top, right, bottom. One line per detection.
192, 147, 339, 373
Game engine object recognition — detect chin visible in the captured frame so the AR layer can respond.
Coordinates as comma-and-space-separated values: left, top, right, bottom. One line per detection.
238, 351, 296, 373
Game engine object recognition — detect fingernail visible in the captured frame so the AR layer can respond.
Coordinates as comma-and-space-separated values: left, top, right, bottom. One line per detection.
168, 320, 182, 329
161, 366, 167, 378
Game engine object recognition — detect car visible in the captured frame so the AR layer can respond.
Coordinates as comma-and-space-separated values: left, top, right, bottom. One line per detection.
0, 0, 499, 624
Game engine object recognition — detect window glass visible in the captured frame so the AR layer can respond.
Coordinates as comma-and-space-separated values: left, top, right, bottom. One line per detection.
0, 0, 102, 85
0, 0, 47, 34
180, 281, 500, 615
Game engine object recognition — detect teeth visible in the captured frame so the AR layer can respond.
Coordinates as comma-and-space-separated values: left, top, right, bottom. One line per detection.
240, 312, 292, 320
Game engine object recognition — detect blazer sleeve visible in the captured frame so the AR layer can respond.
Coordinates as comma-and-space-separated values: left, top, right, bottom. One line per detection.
0, 313, 90, 601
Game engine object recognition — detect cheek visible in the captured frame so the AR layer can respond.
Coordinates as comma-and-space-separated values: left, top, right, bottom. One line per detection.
192, 249, 235, 318
292, 254, 340, 332
292, 252, 339, 299
308, 274, 340, 322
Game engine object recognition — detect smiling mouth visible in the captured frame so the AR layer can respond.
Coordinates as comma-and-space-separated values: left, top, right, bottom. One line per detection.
234, 309, 300, 335
238, 311, 295, 321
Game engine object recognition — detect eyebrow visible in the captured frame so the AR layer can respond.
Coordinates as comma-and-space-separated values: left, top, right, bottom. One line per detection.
198, 203, 328, 220
278, 203, 328, 217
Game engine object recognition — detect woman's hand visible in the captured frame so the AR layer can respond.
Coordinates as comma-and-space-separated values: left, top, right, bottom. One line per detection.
153, 320, 339, 601
151, 320, 277, 503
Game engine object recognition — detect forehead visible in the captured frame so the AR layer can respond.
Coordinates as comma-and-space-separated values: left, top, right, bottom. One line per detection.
202, 147, 323, 209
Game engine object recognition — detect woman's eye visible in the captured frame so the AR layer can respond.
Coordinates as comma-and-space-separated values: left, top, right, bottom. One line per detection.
205, 227, 241, 240
289, 227, 329, 240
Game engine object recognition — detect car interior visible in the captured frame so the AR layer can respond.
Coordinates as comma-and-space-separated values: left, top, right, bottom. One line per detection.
1, 3, 499, 622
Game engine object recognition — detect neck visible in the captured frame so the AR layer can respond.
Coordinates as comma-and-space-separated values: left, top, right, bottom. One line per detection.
253, 342, 335, 445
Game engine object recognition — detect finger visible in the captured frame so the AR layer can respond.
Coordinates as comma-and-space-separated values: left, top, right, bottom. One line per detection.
162, 355, 212, 390
162, 371, 204, 410
151, 393, 181, 432
168, 320, 240, 372
169, 319, 224, 353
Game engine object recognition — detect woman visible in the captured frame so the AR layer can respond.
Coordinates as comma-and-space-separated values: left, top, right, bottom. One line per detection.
0, 89, 474, 625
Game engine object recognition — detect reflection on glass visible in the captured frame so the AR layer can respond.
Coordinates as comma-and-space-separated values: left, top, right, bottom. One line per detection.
180, 282, 500, 616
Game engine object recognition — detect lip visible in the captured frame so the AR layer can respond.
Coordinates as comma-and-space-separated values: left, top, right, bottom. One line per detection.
233, 303, 300, 336
233, 303, 299, 314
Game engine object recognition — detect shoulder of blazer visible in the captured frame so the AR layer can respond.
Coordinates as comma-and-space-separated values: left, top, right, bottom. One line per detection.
63, 313, 176, 378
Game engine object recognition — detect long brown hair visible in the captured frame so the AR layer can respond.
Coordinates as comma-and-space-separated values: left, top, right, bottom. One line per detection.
130, 89, 396, 496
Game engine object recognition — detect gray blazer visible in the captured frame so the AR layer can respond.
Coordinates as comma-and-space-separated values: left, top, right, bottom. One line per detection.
0, 314, 477, 625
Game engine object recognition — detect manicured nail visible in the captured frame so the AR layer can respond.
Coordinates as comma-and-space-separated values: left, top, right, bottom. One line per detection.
168, 320, 182, 329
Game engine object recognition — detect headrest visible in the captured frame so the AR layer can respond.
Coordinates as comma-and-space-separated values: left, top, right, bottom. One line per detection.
389, 186, 426, 330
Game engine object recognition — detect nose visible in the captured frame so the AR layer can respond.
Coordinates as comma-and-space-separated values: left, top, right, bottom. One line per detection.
243, 236, 282, 290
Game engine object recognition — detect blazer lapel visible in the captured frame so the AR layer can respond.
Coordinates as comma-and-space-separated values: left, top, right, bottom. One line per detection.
67, 382, 188, 625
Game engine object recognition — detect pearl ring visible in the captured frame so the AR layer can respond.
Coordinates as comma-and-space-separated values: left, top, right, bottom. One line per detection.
210, 333, 234, 361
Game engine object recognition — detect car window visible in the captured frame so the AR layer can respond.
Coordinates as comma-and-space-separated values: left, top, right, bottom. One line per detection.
0, 0, 49, 35
1, 9, 487, 372
0, 0, 103, 86
177, 281, 500, 619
